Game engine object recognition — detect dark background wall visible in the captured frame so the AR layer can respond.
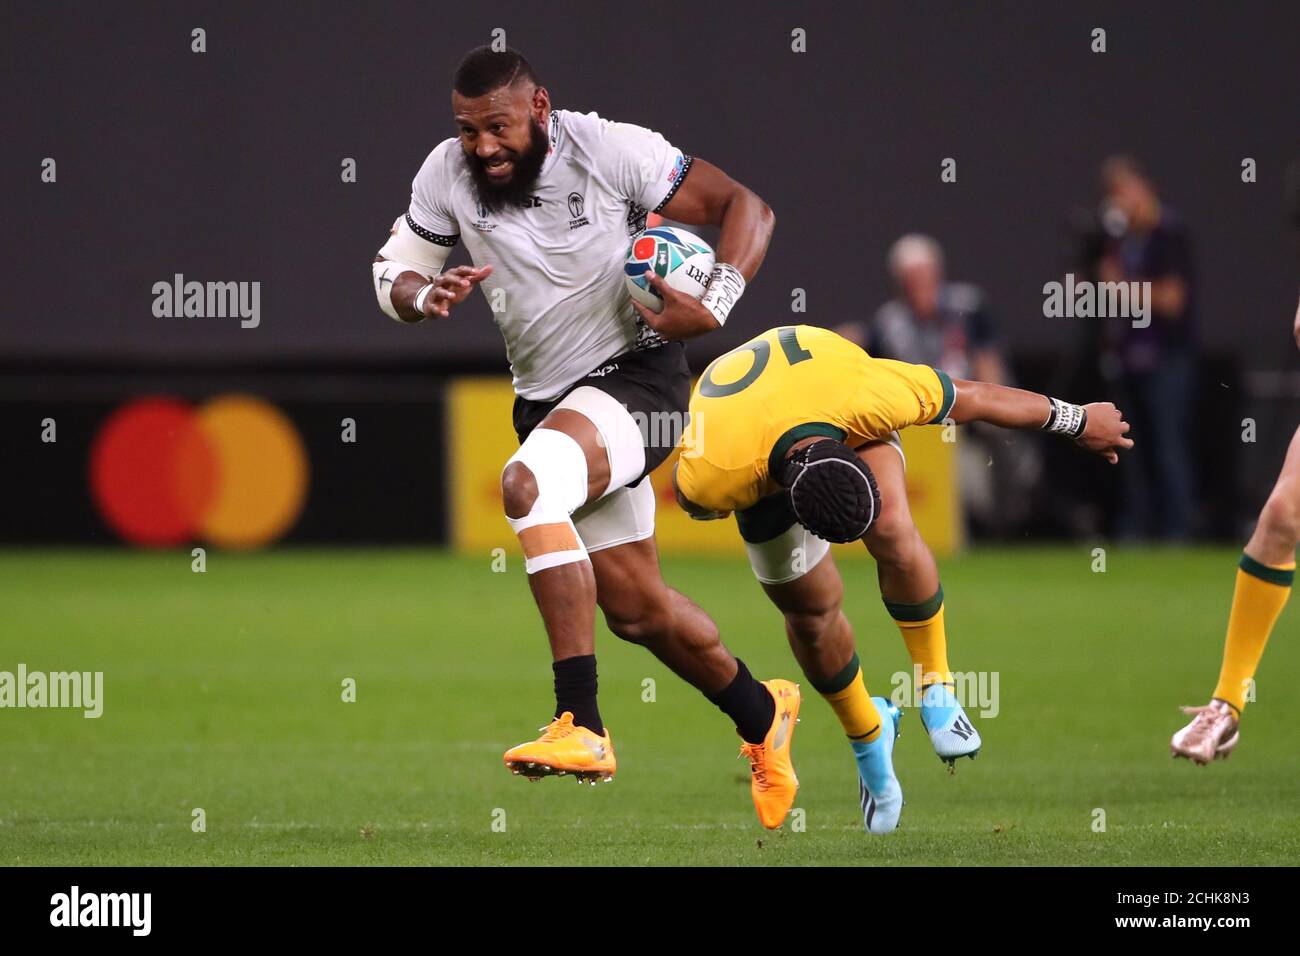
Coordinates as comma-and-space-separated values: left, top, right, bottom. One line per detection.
4, 0, 1297, 366
2, 1, 1298, 543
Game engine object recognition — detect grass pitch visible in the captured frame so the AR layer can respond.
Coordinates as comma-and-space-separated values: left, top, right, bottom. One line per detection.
1, 547, 1296, 866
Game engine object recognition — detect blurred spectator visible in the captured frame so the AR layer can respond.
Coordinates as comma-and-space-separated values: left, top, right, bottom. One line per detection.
868, 235, 1006, 384
838, 235, 1040, 536
1093, 156, 1197, 541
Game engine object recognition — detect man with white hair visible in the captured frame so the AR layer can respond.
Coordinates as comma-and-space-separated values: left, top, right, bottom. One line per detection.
843, 235, 1038, 536
871, 234, 1006, 385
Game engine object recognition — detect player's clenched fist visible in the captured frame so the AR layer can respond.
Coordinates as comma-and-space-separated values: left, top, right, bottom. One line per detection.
1078, 402, 1133, 464
419, 265, 494, 318
630, 270, 720, 340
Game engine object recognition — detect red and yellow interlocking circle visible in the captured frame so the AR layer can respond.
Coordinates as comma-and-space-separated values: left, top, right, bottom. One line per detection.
90, 394, 308, 549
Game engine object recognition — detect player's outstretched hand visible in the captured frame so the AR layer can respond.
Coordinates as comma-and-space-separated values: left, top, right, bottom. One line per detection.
421, 264, 493, 318
630, 270, 719, 340
1077, 402, 1133, 464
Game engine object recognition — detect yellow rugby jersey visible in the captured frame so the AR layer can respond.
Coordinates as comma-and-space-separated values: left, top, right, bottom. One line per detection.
677, 325, 954, 513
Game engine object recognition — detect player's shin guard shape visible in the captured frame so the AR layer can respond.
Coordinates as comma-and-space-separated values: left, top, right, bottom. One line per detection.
885, 585, 952, 687
1212, 554, 1294, 713
504, 428, 591, 574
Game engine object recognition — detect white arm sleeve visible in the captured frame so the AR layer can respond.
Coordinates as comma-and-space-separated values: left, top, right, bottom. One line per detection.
372, 215, 456, 321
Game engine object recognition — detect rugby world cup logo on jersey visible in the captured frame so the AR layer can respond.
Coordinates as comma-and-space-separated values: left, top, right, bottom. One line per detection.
567, 191, 590, 230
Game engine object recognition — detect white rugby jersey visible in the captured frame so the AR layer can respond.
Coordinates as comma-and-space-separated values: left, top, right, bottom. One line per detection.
405, 109, 692, 400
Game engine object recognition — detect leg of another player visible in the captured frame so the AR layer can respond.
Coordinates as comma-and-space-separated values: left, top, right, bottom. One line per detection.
1217, 425, 1300, 709
859, 441, 980, 765
761, 554, 882, 742
858, 443, 949, 683
1244, 425, 1300, 567
1175, 426, 1300, 763
761, 555, 901, 833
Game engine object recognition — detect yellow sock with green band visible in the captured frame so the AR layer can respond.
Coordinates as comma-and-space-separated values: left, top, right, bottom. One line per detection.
1212, 553, 1294, 713
810, 653, 882, 742
884, 586, 953, 687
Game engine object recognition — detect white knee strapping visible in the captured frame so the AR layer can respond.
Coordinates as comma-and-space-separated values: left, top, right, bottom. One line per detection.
555, 386, 647, 494
504, 428, 591, 574
506, 428, 590, 514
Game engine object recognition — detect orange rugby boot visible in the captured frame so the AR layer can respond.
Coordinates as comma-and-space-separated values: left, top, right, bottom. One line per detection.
503, 712, 616, 785
739, 679, 801, 829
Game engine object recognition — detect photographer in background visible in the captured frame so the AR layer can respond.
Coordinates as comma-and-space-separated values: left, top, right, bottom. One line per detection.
1093, 156, 1198, 541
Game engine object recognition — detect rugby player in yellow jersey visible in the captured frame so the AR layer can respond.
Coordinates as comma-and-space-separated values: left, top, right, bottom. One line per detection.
674, 325, 1132, 833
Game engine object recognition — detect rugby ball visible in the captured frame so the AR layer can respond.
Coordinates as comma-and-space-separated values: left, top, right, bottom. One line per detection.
624, 226, 715, 313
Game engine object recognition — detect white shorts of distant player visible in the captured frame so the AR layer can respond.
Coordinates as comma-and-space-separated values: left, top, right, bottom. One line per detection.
745, 432, 906, 585
552, 385, 657, 553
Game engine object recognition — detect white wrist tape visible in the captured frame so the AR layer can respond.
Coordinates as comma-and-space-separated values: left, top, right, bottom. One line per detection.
1043, 397, 1088, 438
699, 262, 745, 327
413, 282, 437, 317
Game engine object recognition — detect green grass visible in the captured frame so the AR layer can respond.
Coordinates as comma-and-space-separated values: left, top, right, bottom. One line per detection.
0, 547, 1296, 866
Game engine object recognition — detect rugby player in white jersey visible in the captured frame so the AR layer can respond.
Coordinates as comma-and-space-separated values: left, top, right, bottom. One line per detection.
372, 47, 797, 827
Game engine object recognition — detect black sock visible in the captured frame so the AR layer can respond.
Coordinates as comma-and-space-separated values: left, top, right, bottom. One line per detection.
708, 659, 775, 744
553, 655, 603, 735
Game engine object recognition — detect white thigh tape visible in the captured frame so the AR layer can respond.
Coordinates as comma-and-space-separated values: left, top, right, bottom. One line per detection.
556, 386, 647, 494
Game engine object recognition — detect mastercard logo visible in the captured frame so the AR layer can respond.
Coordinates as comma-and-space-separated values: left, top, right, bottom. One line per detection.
89, 395, 308, 549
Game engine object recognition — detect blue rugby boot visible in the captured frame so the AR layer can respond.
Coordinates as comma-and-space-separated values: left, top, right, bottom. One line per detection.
852, 696, 903, 835
919, 681, 980, 768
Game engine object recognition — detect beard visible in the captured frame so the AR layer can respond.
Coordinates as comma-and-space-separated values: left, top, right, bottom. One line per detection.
465, 116, 549, 214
